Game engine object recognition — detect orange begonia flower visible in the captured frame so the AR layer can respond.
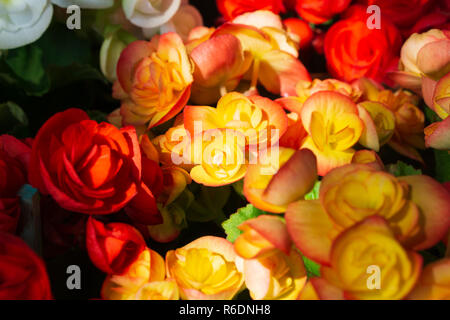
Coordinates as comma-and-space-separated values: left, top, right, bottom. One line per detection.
166, 236, 244, 300
295, 0, 351, 24
114, 33, 193, 129
216, 0, 285, 21
321, 216, 422, 300
283, 18, 313, 50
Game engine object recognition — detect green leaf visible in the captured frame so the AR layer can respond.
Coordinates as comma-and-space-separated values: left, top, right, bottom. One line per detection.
304, 181, 321, 200
4, 45, 46, 85
302, 255, 321, 278
3, 45, 50, 96
0, 101, 29, 134
222, 204, 267, 243
434, 149, 450, 183
425, 107, 441, 124
387, 161, 422, 177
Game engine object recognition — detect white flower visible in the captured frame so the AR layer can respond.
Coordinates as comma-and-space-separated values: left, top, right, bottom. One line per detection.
0, 0, 53, 50
122, 0, 181, 29
51, 0, 114, 9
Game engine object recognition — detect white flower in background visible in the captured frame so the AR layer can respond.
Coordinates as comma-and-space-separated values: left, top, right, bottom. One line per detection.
143, 3, 202, 41
100, 27, 136, 82
122, 0, 181, 29
51, 0, 114, 9
0, 0, 53, 50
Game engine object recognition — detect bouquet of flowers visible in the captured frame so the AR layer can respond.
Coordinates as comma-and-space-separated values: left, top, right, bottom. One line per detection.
0, 0, 449, 300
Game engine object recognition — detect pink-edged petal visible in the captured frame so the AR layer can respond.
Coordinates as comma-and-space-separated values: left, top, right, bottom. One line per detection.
399, 175, 450, 250
259, 50, 311, 97
262, 149, 317, 206
116, 40, 154, 93
357, 105, 380, 152
285, 200, 339, 265
240, 215, 292, 255
417, 39, 450, 78
190, 34, 245, 87
183, 236, 237, 263
309, 277, 345, 300
388, 71, 422, 94
425, 117, 450, 150
422, 76, 438, 109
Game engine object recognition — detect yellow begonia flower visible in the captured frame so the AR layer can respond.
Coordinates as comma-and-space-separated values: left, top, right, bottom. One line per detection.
166, 236, 244, 300
184, 92, 288, 149
299, 91, 364, 176
135, 279, 180, 300
243, 248, 307, 300
322, 216, 422, 300
233, 215, 306, 300
188, 128, 248, 187
285, 164, 450, 265
101, 248, 167, 300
